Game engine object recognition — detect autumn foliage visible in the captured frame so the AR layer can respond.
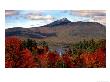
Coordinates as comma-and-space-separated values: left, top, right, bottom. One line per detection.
5, 37, 106, 68
5, 37, 36, 68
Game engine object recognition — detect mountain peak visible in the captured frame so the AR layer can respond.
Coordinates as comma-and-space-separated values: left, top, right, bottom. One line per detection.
43, 18, 71, 27
54, 18, 71, 24
58, 18, 70, 22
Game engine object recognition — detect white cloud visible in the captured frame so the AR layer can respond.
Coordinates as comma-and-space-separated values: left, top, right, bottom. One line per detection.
5, 10, 55, 28
25, 12, 55, 25
5, 10, 18, 16
69, 10, 106, 25
92, 16, 106, 25
70, 10, 105, 17
26, 12, 54, 20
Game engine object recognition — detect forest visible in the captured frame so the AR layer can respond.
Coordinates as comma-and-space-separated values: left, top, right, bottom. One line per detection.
5, 37, 106, 68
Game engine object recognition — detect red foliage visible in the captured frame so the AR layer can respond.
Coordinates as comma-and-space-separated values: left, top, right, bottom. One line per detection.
80, 52, 96, 67
80, 48, 106, 68
5, 37, 37, 68
5, 59, 14, 68
37, 54, 48, 67
94, 48, 106, 67
5, 37, 21, 55
62, 54, 76, 67
5, 37, 22, 67
5, 37, 106, 68
47, 52, 57, 67
19, 48, 37, 68
47, 52, 62, 67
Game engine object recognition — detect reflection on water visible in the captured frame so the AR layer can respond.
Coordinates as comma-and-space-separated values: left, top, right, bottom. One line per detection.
49, 47, 64, 55
56, 48, 63, 56
49, 45, 71, 56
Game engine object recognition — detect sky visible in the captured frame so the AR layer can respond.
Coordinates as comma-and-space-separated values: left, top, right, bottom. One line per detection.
5, 10, 106, 28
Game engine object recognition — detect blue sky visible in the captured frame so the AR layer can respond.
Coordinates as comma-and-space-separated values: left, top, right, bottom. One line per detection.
5, 10, 106, 28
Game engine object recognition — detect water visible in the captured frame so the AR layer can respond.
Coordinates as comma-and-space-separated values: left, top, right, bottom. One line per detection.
49, 46, 65, 56
56, 48, 63, 56
49, 43, 71, 56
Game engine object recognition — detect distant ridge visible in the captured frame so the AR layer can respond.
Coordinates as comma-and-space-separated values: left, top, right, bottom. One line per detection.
5, 18, 105, 43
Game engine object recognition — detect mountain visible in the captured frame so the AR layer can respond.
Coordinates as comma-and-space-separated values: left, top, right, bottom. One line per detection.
5, 18, 106, 43
5, 27, 57, 38
42, 18, 71, 27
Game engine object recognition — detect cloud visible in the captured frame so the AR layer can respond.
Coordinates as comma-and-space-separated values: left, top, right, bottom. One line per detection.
5, 10, 56, 28
27, 14, 54, 20
92, 16, 106, 25
26, 12, 54, 21
68, 10, 106, 25
25, 11, 55, 25
5, 10, 19, 16
69, 10, 106, 17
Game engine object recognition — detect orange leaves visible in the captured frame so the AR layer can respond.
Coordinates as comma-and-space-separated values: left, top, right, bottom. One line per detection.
5, 37, 36, 68
94, 48, 106, 67
80, 53, 95, 67
5, 37, 22, 68
5, 37, 106, 68
5, 37, 21, 55
20, 48, 37, 68
38, 54, 49, 68
5, 59, 14, 68
47, 52, 62, 67
62, 54, 76, 68
80, 48, 106, 68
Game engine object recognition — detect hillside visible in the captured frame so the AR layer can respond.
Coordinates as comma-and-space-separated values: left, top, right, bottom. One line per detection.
5, 18, 106, 43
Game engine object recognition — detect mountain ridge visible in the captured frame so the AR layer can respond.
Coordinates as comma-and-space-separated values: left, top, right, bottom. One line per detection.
42, 18, 72, 27
5, 18, 106, 43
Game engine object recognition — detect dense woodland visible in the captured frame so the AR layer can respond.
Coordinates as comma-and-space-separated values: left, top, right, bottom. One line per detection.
5, 37, 106, 68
